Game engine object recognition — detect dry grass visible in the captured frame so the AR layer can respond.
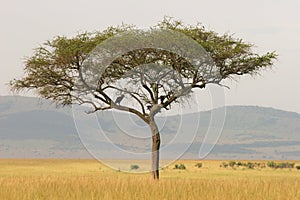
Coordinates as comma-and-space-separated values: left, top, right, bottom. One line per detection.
0, 159, 299, 200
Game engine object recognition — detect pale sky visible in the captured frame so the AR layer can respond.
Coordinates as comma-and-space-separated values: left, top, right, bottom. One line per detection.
1, 0, 300, 113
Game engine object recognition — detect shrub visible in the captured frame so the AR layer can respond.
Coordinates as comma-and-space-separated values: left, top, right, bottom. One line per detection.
219, 161, 266, 169
220, 161, 266, 169
267, 161, 295, 169
246, 162, 254, 169
174, 163, 186, 170
267, 161, 276, 168
195, 163, 202, 168
258, 162, 266, 168
220, 162, 228, 168
130, 164, 139, 170
296, 166, 300, 170
229, 161, 236, 168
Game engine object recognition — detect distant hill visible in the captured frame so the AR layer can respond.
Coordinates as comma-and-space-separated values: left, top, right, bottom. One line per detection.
0, 95, 299, 160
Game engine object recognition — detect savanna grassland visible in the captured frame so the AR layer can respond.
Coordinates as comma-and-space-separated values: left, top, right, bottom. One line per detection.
0, 159, 299, 200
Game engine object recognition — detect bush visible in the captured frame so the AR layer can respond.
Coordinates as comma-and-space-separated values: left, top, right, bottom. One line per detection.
130, 164, 139, 170
296, 166, 300, 170
267, 161, 276, 168
278, 162, 294, 169
267, 161, 295, 169
219, 161, 268, 170
229, 161, 236, 168
174, 163, 186, 170
220, 162, 228, 168
257, 162, 266, 168
246, 162, 254, 169
220, 161, 266, 169
195, 163, 202, 168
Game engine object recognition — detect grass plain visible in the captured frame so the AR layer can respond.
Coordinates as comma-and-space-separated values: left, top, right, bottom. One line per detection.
0, 159, 299, 200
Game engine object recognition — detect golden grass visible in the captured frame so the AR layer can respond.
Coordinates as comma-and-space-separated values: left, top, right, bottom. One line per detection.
0, 159, 299, 200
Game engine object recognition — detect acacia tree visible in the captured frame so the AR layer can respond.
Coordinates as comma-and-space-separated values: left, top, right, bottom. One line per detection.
11, 18, 277, 179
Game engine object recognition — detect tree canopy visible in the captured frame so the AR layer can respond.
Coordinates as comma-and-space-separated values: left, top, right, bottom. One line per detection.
11, 18, 276, 112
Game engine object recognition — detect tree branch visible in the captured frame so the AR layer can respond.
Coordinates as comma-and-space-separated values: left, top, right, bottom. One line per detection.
141, 73, 155, 103
102, 85, 146, 114
111, 102, 149, 123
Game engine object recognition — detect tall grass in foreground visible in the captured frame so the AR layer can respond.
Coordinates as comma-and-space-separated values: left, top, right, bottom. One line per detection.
0, 159, 299, 200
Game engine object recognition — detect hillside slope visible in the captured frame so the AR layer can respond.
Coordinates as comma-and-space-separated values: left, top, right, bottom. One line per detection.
0, 96, 299, 159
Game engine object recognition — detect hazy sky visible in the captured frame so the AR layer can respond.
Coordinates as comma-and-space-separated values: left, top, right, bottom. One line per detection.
1, 0, 299, 113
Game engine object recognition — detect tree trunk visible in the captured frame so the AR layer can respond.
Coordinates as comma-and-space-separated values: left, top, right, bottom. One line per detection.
149, 118, 160, 180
